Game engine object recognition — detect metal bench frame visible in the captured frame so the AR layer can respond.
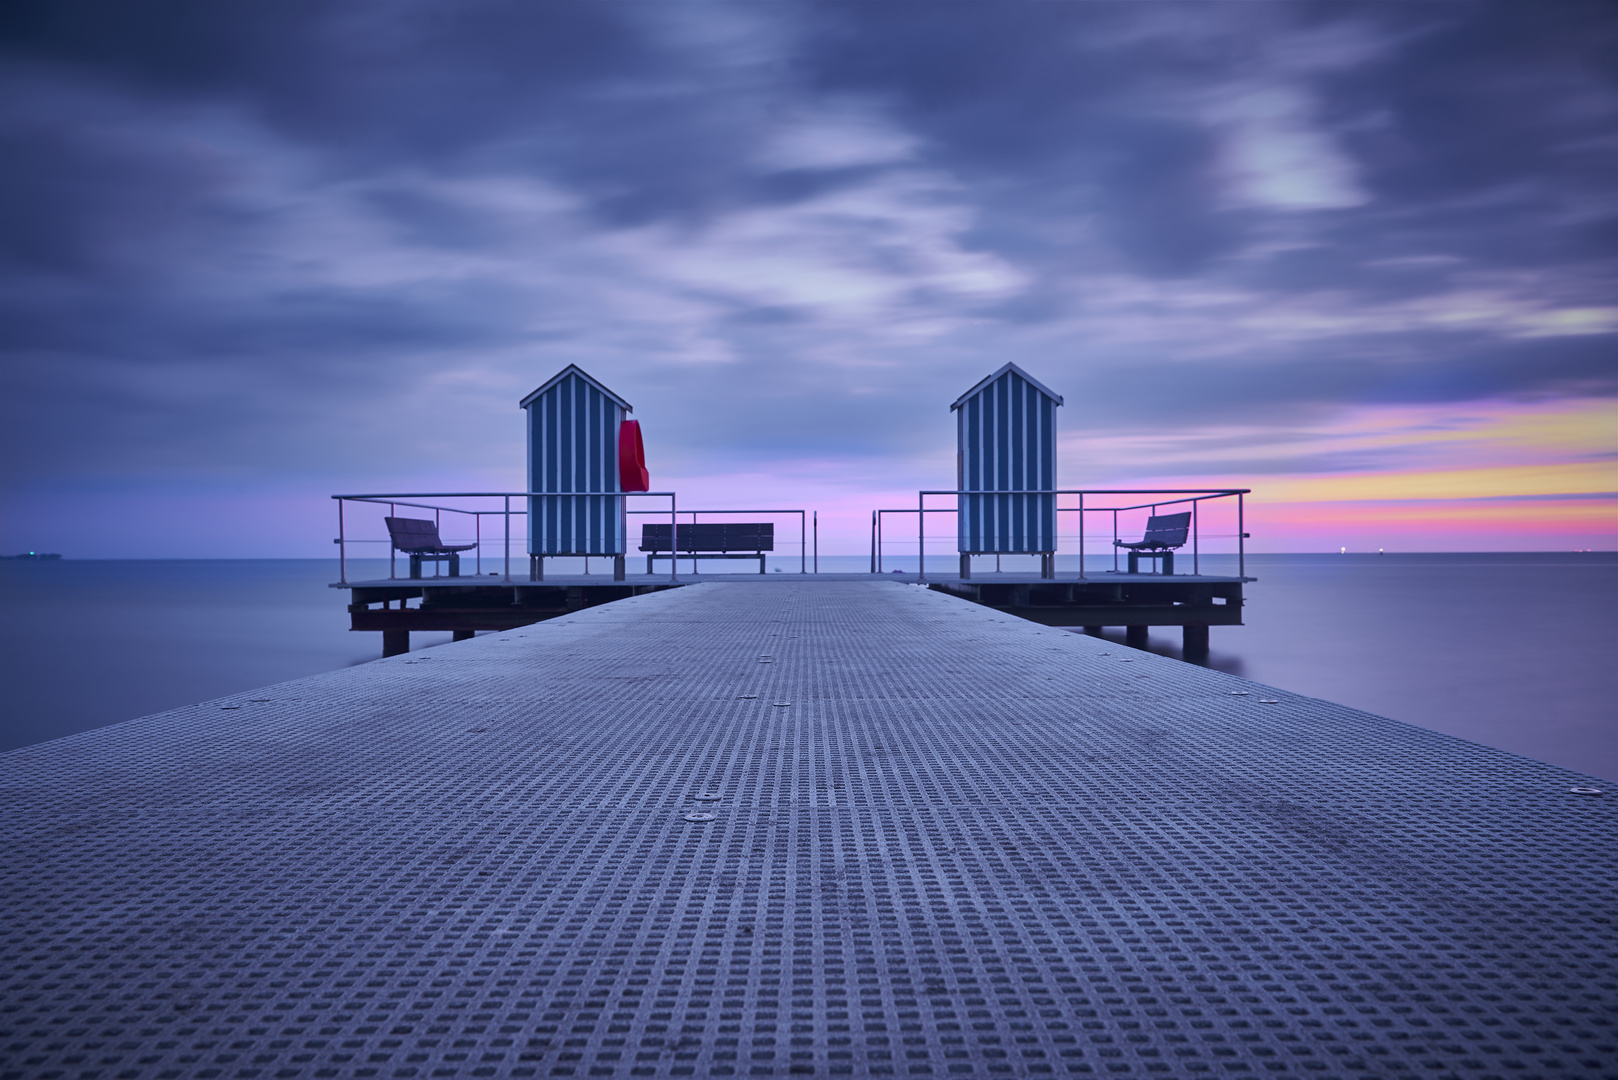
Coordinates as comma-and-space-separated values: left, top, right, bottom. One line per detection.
1114, 511, 1191, 575
385, 516, 477, 579
640, 523, 773, 574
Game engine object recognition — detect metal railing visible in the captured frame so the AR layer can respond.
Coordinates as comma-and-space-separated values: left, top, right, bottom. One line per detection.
332, 492, 817, 585
870, 489, 1250, 580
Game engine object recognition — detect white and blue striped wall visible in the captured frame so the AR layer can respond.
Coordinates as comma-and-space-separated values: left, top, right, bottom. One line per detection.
953, 364, 1061, 554
522, 367, 628, 556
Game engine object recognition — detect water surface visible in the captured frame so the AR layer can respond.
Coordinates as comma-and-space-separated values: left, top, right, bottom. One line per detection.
1, 554, 1612, 779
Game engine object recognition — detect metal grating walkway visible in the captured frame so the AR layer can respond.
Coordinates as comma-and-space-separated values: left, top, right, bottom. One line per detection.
2, 580, 1613, 1080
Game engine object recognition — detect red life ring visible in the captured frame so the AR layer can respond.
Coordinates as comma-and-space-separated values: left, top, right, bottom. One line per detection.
618, 420, 650, 492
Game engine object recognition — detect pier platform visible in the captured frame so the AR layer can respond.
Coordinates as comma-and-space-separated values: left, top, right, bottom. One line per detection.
3, 581, 1613, 1079
337, 572, 1251, 656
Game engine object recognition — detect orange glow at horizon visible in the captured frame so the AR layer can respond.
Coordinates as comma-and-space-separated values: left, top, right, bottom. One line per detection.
1067, 396, 1617, 550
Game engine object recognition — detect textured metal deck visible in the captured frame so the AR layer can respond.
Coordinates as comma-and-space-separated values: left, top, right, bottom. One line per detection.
2, 581, 1613, 1080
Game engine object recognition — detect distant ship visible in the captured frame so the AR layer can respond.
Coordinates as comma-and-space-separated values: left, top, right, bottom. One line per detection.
2, 551, 61, 560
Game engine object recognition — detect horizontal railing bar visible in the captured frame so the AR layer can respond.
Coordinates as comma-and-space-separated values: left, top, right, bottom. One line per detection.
334, 492, 679, 499
918, 488, 1250, 495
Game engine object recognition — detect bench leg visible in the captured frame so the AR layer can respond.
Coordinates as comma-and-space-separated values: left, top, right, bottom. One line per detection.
530, 555, 542, 582
1127, 551, 1139, 575
409, 554, 423, 579
1084, 626, 1104, 636
449, 554, 460, 577
453, 630, 474, 642
614, 555, 625, 581
759, 554, 766, 574
960, 553, 971, 579
382, 630, 409, 657
1126, 625, 1149, 649
1162, 551, 1173, 575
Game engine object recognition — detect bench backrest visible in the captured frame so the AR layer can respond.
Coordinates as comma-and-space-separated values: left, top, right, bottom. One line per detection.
640, 522, 775, 553
385, 516, 445, 551
1140, 512, 1192, 547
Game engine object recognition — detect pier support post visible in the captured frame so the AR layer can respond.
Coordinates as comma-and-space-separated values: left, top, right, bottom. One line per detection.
613, 555, 625, 581
382, 630, 409, 657
1183, 623, 1209, 657
1084, 626, 1103, 636
1126, 625, 1149, 649
453, 630, 474, 642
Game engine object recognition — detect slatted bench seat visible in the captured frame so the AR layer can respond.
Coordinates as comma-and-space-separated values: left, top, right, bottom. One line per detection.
640, 523, 773, 574
1114, 511, 1191, 574
385, 516, 477, 579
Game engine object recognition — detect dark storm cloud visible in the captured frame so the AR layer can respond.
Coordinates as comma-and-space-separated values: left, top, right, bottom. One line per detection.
797, 0, 1618, 280
0, 0, 1613, 513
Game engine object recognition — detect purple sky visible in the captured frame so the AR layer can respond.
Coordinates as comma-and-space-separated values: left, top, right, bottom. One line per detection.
1, 1, 1614, 557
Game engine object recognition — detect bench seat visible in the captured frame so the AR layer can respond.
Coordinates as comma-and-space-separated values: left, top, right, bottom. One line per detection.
385, 516, 476, 578
1113, 511, 1191, 575
640, 523, 773, 574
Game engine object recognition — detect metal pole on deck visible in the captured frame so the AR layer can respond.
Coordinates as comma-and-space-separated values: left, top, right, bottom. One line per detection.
390, 503, 397, 579
670, 495, 678, 582
869, 511, 875, 573
337, 499, 346, 584
800, 511, 806, 574
1193, 499, 1199, 575
504, 496, 511, 581
917, 493, 925, 581
1238, 493, 1245, 579
1078, 493, 1084, 580
476, 512, 481, 576
813, 511, 818, 574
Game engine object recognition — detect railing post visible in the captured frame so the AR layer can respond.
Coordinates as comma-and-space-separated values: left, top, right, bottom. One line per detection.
1193, 498, 1199, 575
870, 511, 875, 574
389, 503, 397, 579
1238, 493, 1245, 579
504, 496, 511, 582
1078, 492, 1084, 580
917, 492, 925, 582
670, 495, 678, 582
337, 498, 347, 585
800, 511, 806, 574
1112, 510, 1119, 573
813, 511, 818, 574
476, 511, 481, 576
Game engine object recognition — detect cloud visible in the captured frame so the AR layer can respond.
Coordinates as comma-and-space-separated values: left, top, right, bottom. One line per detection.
1209, 87, 1368, 211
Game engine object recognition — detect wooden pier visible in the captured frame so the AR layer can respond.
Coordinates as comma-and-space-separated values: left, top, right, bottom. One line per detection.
2, 580, 1612, 1080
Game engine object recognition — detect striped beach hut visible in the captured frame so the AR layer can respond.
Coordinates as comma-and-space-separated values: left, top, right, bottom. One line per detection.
952, 363, 1063, 578
520, 366, 633, 580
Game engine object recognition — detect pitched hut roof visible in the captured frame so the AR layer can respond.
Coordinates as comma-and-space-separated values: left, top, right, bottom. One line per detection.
950, 362, 1063, 411
520, 365, 633, 411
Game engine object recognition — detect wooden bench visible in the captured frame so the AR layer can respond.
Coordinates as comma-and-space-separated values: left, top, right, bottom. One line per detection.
640, 523, 773, 574
1114, 511, 1191, 574
385, 516, 477, 579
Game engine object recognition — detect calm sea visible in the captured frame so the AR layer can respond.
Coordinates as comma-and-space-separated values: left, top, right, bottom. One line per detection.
1, 554, 1613, 779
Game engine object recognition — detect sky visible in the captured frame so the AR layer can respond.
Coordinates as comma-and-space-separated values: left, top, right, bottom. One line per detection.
1, 0, 1614, 558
